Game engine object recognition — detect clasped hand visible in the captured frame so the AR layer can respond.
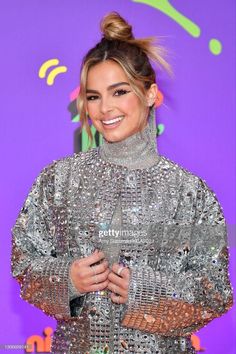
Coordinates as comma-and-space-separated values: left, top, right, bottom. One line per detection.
70, 249, 130, 304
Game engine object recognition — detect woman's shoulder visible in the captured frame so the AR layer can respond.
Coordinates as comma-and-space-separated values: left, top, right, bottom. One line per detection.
159, 154, 209, 192
41, 148, 99, 174
30, 149, 99, 188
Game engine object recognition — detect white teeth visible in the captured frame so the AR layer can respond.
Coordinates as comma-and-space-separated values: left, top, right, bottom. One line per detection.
102, 116, 124, 125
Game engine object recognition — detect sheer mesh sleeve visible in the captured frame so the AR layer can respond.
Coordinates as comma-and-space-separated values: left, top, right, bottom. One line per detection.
121, 178, 233, 336
11, 161, 85, 320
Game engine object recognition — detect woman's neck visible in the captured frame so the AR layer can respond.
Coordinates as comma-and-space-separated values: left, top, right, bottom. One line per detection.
98, 108, 160, 169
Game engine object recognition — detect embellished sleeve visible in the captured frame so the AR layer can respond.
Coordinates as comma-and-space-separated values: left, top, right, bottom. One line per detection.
121, 178, 233, 336
11, 161, 85, 320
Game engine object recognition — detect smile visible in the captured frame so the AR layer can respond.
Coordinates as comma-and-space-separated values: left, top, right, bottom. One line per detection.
102, 116, 124, 125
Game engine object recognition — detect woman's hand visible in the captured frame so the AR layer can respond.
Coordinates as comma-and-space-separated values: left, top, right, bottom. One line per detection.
69, 249, 110, 294
107, 263, 131, 304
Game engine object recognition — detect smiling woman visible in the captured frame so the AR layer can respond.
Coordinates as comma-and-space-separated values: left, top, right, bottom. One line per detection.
11, 11, 233, 354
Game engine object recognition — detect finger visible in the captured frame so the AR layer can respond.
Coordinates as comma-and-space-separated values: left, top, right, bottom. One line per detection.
108, 271, 123, 287
73, 259, 109, 279
111, 263, 130, 280
83, 250, 106, 266
72, 260, 109, 287
107, 282, 128, 297
87, 279, 109, 292
108, 272, 129, 290
90, 259, 109, 276
89, 268, 110, 285
110, 293, 126, 304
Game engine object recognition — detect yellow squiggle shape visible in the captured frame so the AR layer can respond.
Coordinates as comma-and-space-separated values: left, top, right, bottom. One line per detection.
38, 59, 59, 78
132, 0, 201, 37
46, 66, 67, 85
38, 59, 68, 85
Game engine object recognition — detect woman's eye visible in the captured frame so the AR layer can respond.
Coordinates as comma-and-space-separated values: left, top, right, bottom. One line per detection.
86, 89, 130, 101
114, 89, 130, 96
86, 95, 98, 101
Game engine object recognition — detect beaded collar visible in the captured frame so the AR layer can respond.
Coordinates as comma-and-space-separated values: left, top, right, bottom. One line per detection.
98, 107, 160, 169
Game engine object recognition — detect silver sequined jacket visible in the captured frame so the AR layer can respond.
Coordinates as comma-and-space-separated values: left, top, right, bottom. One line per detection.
11, 113, 233, 353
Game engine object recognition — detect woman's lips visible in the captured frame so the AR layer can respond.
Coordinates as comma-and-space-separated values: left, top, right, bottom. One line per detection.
102, 116, 124, 129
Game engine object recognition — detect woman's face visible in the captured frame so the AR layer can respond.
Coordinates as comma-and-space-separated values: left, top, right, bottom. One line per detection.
85, 60, 157, 143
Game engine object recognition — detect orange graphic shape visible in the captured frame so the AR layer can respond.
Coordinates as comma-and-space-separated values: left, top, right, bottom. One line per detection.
155, 90, 164, 107
191, 333, 205, 352
26, 327, 53, 353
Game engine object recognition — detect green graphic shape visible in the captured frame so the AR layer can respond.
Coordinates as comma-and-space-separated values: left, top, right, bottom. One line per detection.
81, 124, 103, 151
72, 114, 80, 123
133, 0, 200, 37
157, 123, 165, 136
209, 38, 222, 55
132, 0, 223, 54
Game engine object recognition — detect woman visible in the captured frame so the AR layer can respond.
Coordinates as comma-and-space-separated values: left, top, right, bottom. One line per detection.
11, 12, 233, 354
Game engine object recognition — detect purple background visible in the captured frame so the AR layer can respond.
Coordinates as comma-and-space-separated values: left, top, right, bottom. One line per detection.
0, 1, 235, 353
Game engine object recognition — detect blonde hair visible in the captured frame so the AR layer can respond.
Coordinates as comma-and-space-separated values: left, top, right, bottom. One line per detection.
77, 11, 172, 148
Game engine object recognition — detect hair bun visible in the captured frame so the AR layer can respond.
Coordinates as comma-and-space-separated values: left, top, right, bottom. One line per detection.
100, 12, 134, 41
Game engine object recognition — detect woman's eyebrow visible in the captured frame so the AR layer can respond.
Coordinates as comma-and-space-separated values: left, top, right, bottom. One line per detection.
86, 82, 130, 94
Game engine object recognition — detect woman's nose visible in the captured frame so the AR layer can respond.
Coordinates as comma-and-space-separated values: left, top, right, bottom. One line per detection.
99, 97, 113, 115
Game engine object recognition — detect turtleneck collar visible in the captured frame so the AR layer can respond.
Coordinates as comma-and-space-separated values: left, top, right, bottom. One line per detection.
98, 107, 160, 169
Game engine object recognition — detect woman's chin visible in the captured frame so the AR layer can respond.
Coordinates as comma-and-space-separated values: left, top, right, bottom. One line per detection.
102, 130, 126, 143
103, 135, 124, 143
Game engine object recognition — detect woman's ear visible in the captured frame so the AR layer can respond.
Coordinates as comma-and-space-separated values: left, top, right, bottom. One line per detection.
146, 83, 158, 107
